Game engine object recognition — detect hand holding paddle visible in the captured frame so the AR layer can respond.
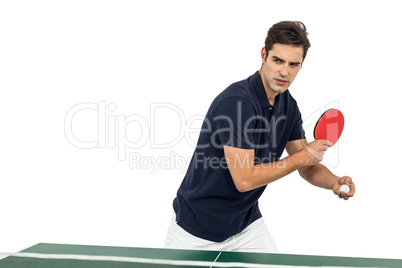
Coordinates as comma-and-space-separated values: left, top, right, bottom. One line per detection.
301, 139, 333, 166
299, 109, 344, 165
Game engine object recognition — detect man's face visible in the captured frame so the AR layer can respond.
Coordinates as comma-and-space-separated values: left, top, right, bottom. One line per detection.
259, 43, 304, 101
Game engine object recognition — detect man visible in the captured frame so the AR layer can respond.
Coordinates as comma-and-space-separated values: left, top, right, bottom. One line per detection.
165, 21, 355, 253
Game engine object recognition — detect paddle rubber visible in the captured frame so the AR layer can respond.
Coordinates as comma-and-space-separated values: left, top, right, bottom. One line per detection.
313, 109, 344, 145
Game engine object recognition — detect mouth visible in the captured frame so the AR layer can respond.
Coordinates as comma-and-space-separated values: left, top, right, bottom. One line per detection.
274, 78, 288, 86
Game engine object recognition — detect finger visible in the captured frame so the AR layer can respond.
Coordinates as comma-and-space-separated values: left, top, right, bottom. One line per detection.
343, 176, 353, 185
316, 139, 332, 147
339, 176, 351, 185
325, 140, 333, 147
347, 184, 356, 197
338, 190, 344, 198
339, 191, 349, 200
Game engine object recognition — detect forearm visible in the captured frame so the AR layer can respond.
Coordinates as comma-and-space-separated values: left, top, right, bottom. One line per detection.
298, 163, 339, 189
241, 151, 306, 191
225, 139, 334, 192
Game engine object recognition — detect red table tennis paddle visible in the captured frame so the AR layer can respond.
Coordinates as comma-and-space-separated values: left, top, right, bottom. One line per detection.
313, 109, 344, 145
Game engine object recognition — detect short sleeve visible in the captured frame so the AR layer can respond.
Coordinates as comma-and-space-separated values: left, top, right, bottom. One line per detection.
288, 106, 306, 141
211, 97, 257, 149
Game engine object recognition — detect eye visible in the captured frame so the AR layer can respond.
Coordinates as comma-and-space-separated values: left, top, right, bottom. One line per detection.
290, 62, 300, 67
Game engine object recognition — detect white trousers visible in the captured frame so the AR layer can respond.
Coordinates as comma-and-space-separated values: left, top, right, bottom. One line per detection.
164, 213, 278, 253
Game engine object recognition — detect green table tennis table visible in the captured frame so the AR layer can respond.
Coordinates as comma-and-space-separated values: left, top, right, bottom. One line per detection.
1, 243, 401, 268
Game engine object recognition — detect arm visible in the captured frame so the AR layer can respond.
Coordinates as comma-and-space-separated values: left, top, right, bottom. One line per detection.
225, 139, 355, 200
286, 139, 355, 200
286, 139, 338, 189
224, 138, 330, 192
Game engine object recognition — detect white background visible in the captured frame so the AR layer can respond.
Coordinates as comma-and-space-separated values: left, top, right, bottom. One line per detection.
1, 0, 401, 260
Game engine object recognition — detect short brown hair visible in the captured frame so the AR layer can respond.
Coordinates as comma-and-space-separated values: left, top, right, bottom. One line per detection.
264, 21, 311, 61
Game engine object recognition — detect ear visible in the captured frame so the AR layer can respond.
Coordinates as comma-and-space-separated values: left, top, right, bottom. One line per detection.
261, 47, 267, 63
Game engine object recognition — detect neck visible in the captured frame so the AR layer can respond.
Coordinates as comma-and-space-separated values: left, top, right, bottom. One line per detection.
268, 96, 276, 106
258, 68, 277, 106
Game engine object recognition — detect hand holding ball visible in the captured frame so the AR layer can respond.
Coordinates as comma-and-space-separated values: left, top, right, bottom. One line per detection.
334, 177, 354, 200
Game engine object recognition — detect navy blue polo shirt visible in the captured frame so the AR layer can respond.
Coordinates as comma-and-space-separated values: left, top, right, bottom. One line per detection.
173, 71, 305, 242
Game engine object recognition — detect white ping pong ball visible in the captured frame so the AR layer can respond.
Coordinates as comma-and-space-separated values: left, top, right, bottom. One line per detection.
340, 184, 350, 193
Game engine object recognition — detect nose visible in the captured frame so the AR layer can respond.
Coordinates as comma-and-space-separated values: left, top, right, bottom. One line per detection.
279, 64, 289, 77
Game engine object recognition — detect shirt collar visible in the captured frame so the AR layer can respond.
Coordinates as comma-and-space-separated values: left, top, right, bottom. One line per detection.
249, 71, 285, 108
